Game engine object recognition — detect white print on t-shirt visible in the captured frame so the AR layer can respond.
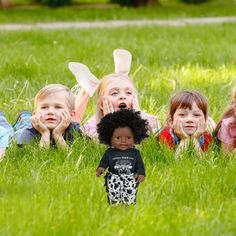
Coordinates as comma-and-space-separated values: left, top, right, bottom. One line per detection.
114, 160, 132, 175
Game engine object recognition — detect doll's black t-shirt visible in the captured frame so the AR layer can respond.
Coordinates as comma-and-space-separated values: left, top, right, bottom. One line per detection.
97, 147, 145, 176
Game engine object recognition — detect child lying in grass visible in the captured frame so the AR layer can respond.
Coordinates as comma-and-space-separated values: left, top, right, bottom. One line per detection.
69, 48, 161, 138
157, 90, 213, 157
216, 87, 236, 154
16, 84, 81, 149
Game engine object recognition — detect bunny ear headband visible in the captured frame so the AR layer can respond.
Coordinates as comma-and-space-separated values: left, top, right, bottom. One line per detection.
113, 49, 132, 76
68, 49, 132, 97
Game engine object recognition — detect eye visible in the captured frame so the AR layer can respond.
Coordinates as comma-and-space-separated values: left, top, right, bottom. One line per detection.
194, 113, 201, 117
126, 91, 133, 95
178, 113, 185, 117
55, 105, 63, 109
110, 89, 118, 96
40, 106, 48, 109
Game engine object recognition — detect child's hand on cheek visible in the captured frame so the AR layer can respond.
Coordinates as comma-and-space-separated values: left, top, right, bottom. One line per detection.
102, 97, 114, 116
31, 113, 49, 135
172, 117, 189, 140
52, 111, 71, 137
193, 118, 206, 138
131, 95, 140, 111
135, 174, 145, 183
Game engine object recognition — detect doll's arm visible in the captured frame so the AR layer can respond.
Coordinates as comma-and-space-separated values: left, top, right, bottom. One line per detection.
96, 167, 105, 177
135, 174, 145, 183
96, 151, 109, 176
135, 150, 145, 182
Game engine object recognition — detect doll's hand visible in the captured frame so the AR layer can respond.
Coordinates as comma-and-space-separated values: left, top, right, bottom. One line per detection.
52, 111, 71, 138
135, 174, 145, 183
101, 97, 114, 116
172, 118, 189, 140
96, 167, 105, 177
31, 113, 49, 135
192, 118, 206, 138
131, 95, 140, 111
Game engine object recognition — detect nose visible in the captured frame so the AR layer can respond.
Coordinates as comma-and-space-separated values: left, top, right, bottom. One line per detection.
119, 92, 126, 100
186, 114, 194, 123
47, 107, 55, 115
121, 137, 126, 143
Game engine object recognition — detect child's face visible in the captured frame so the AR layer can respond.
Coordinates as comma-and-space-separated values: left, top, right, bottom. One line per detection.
171, 101, 205, 136
111, 127, 134, 151
102, 79, 135, 111
35, 91, 72, 130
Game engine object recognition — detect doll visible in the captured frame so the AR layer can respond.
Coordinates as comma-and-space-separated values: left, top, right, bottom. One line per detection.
96, 109, 149, 205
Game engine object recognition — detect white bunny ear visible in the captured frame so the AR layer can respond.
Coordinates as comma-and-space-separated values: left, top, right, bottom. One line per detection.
113, 49, 132, 75
68, 62, 100, 97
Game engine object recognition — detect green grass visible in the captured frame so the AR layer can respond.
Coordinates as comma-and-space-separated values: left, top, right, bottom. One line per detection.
0, 18, 236, 236
0, 0, 236, 23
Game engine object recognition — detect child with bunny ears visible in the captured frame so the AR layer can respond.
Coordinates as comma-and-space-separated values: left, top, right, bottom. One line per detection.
69, 49, 161, 138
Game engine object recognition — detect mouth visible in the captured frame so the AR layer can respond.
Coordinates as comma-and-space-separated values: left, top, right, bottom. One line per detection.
46, 118, 56, 122
118, 103, 127, 109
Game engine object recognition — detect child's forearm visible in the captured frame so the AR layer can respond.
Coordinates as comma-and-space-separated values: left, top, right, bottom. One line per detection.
53, 134, 68, 149
192, 138, 203, 155
39, 133, 50, 149
175, 139, 190, 157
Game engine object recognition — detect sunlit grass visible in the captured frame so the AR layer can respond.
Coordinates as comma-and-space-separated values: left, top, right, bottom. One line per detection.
0, 21, 236, 235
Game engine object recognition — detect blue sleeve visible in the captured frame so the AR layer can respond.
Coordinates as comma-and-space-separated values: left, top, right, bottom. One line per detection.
0, 126, 10, 148
16, 128, 37, 145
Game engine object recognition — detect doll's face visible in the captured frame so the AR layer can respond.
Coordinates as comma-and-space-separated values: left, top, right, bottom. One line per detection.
111, 126, 134, 151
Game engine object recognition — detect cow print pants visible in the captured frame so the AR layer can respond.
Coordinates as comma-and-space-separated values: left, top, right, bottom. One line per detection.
105, 173, 138, 205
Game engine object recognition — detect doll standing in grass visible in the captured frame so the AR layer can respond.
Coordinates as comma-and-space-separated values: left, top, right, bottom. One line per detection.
216, 88, 236, 154
158, 90, 213, 157
69, 48, 160, 138
96, 109, 148, 205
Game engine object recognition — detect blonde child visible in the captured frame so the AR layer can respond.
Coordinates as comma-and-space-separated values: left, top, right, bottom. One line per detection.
17, 84, 81, 149
216, 88, 236, 154
69, 49, 160, 138
158, 90, 213, 156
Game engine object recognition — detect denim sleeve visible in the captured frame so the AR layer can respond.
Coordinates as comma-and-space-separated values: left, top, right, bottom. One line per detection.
0, 126, 10, 148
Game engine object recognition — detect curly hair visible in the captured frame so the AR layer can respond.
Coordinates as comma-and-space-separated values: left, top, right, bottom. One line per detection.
97, 109, 149, 146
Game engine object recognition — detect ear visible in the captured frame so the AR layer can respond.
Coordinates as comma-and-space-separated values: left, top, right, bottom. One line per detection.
167, 116, 173, 127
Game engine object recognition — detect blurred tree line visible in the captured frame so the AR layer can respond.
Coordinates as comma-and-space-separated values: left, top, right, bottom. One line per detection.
0, 0, 209, 8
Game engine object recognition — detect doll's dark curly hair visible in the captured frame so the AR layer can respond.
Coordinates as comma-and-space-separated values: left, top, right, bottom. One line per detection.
97, 109, 149, 146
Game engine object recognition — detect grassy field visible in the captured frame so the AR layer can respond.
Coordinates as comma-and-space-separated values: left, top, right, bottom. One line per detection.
1, 6, 236, 236
0, 0, 236, 23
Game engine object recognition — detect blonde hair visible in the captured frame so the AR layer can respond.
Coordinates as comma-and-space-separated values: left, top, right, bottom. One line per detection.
96, 73, 139, 122
34, 84, 75, 112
